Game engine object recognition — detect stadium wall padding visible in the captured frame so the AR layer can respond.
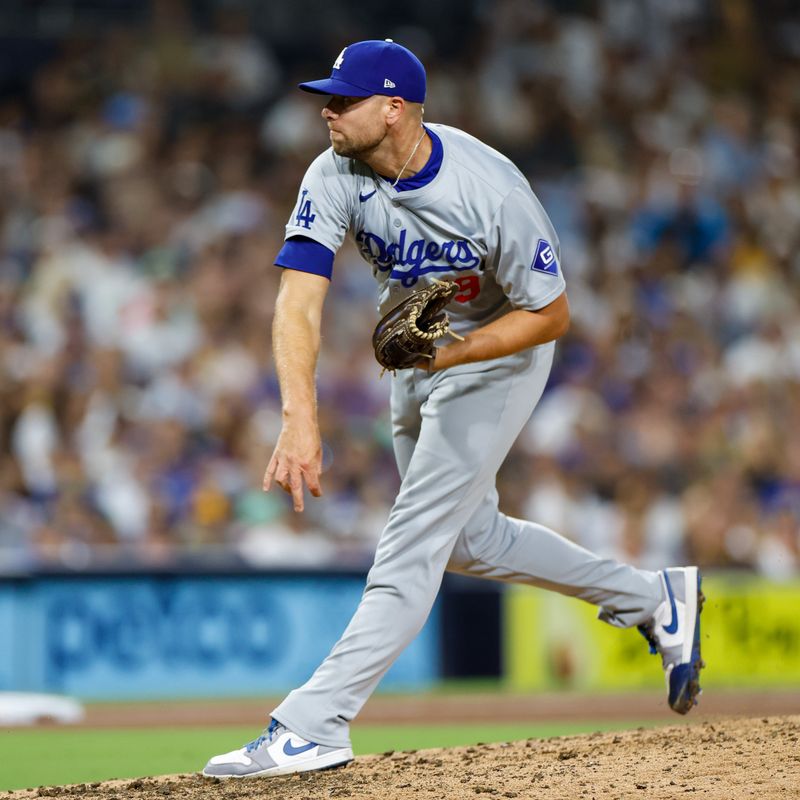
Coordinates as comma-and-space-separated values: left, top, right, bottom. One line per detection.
504, 573, 800, 690
0, 573, 441, 699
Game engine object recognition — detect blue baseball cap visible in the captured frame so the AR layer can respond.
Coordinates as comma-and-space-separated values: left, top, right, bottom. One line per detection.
298, 39, 426, 103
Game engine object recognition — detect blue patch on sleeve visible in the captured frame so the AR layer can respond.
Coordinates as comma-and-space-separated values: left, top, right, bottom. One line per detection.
531, 239, 559, 276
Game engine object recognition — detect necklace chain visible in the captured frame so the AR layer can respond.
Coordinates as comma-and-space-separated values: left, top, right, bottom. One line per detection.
391, 127, 426, 188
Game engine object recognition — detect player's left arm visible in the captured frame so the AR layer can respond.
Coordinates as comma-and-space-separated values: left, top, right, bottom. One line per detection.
423, 290, 569, 371
421, 181, 570, 371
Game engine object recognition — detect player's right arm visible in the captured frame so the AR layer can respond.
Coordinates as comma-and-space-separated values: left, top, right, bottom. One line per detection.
263, 150, 351, 512
263, 268, 330, 512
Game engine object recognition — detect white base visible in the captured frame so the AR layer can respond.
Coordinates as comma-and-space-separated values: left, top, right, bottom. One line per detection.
0, 692, 85, 725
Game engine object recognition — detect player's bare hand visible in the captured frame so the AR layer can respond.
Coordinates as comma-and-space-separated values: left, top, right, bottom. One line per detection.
263, 423, 323, 512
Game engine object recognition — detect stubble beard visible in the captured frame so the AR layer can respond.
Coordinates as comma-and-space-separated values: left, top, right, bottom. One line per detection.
330, 127, 385, 162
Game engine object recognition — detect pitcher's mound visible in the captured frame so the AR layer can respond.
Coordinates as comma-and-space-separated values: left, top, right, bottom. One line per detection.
13, 715, 799, 800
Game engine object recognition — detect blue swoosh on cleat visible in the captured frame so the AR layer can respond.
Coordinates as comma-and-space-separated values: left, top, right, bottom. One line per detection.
662, 572, 679, 635
283, 739, 317, 756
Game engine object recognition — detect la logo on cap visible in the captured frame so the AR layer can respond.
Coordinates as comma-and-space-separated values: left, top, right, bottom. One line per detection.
299, 39, 426, 103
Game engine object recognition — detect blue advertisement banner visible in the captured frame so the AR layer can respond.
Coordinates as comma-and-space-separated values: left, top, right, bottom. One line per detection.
0, 587, 14, 689
0, 574, 440, 699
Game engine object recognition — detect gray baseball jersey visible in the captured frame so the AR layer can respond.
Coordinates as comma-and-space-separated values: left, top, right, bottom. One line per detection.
283, 123, 566, 335
271, 123, 664, 748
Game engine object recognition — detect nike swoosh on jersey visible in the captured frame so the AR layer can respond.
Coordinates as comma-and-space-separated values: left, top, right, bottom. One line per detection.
359, 189, 377, 202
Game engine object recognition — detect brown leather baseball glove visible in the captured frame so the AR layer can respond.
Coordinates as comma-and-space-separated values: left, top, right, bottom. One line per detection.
372, 279, 462, 374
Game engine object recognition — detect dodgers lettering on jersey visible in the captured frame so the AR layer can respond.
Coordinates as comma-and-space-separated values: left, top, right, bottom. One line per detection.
355, 229, 480, 287
284, 124, 565, 335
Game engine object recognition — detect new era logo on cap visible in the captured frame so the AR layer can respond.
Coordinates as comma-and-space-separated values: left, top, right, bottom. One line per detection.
298, 39, 426, 102
531, 239, 559, 275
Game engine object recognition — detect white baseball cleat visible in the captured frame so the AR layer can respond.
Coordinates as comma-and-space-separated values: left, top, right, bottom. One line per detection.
202, 719, 353, 778
638, 566, 705, 714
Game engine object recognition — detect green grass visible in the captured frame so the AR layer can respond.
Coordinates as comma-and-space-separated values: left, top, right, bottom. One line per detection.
1, 720, 657, 791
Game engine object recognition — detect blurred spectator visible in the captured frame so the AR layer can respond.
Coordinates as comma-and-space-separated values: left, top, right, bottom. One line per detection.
0, 0, 797, 576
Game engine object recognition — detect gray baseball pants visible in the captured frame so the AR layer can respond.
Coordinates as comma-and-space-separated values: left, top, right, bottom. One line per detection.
272, 342, 664, 747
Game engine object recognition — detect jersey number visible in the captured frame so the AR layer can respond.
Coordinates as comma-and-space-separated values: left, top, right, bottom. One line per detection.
453, 275, 480, 303
295, 189, 316, 229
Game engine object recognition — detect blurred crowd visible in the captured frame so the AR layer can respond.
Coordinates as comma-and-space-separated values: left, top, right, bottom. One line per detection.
0, 0, 798, 577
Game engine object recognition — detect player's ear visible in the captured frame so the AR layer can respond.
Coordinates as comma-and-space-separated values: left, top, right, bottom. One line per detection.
385, 96, 405, 126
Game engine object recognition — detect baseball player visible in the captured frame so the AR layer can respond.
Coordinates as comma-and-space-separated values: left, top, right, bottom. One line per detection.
203, 39, 704, 779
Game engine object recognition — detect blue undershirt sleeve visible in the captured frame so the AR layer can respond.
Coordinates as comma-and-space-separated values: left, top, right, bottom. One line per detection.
274, 236, 335, 280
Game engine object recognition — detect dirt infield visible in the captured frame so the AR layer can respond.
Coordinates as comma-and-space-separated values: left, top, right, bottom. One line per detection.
79, 688, 800, 727
10, 715, 798, 799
